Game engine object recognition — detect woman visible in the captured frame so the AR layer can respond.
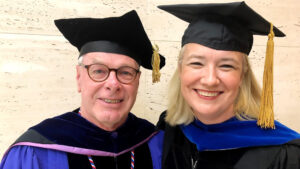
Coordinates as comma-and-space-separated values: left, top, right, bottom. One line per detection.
156, 2, 300, 169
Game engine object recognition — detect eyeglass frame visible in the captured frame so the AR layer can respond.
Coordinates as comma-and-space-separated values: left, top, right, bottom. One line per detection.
80, 63, 140, 84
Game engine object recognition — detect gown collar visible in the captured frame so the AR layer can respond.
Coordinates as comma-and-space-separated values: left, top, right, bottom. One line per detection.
181, 117, 300, 151
15, 109, 156, 154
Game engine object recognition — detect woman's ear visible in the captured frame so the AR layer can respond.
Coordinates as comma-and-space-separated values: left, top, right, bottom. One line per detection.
240, 54, 248, 85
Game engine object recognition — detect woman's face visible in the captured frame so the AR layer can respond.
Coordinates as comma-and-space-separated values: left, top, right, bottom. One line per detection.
179, 43, 244, 124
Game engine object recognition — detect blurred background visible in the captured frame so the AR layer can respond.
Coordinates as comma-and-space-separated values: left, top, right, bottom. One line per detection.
1, 0, 300, 157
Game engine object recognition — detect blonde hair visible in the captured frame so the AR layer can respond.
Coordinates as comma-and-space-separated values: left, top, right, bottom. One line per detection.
166, 47, 261, 126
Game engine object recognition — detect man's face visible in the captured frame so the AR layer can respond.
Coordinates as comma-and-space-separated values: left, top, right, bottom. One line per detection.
76, 52, 140, 131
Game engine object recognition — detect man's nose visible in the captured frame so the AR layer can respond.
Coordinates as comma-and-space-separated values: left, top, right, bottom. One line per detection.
104, 71, 121, 92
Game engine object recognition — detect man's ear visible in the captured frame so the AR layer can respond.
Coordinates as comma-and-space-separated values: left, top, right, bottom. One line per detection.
136, 71, 141, 79
76, 65, 82, 93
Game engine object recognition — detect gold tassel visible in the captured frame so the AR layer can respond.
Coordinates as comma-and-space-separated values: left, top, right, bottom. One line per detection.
152, 44, 161, 83
257, 23, 275, 129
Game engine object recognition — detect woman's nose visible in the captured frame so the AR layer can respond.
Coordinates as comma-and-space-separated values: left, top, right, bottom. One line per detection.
200, 66, 220, 86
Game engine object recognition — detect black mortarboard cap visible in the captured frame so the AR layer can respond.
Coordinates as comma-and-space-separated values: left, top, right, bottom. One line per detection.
54, 10, 165, 71
158, 1, 285, 54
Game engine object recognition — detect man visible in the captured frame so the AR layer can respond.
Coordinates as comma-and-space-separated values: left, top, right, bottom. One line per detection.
0, 10, 165, 169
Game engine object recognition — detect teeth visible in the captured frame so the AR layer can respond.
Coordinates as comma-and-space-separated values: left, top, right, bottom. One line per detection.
198, 91, 218, 97
103, 99, 121, 103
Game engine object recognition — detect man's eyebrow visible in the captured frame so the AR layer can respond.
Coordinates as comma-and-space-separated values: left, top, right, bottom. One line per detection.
89, 59, 139, 69
90, 58, 102, 64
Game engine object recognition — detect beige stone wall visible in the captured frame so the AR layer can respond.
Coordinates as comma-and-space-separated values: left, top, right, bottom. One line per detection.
0, 0, 299, 157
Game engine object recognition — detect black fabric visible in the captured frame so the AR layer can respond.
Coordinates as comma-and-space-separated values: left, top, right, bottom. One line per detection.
54, 10, 165, 70
67, 142, 153, 169
158, 1, 285, 54
157, 112, 300, 169
79, 41, 138, 63
182, 15, 253, 54
15, 108, 156, 154
14, 129, 55, 145
156, 110, 167, 130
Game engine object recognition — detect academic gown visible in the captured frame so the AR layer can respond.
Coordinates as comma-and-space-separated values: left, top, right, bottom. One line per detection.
0, 109, 163, 169
156, 111, 300, 169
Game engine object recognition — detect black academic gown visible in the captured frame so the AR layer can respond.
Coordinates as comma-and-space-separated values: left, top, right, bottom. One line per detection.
67, 142, 153, 169
0, 109, 161, 169
157, 112, 300, 169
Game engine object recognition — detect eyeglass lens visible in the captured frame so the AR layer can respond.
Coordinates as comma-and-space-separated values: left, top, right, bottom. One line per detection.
87, 64, 138, 83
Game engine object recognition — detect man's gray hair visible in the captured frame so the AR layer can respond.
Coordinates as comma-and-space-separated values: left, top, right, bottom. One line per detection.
78, 56, 84, 65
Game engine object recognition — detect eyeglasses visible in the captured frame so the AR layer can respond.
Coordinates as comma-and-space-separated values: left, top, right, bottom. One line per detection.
81, 63, 140, 84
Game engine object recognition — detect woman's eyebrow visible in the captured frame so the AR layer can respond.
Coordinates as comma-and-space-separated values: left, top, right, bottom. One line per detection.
185, 54, 205, 60
219, 58, 239, 64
